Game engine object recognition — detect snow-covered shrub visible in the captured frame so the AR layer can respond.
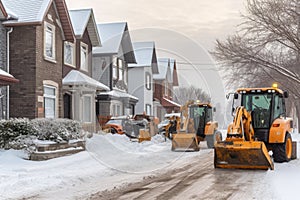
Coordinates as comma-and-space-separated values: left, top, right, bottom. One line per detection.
31, 118, 82, 142
0, 118, 82, 149
0, 118, 37, 148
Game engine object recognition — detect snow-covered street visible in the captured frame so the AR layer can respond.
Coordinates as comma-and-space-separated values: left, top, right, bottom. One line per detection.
1, 133, 300, 200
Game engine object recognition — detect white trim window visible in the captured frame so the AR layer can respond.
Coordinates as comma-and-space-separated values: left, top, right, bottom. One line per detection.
83, 95, 92, 123
44, 22, 56, 61
164, 81, 168, 96
146, 104, 151, 115
118, 59, 123, 81
80, 42, 88, 71
112, 56, 118, 80
64, 41, 75, 67
145, 72, 151, 90
44, 85, 56, 118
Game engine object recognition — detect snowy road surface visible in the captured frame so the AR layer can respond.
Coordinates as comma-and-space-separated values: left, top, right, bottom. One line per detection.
0, 133, 300, 200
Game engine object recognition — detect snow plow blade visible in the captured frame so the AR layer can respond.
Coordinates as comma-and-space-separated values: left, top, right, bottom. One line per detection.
172, 133, 199, 151
214, 141, 274, 170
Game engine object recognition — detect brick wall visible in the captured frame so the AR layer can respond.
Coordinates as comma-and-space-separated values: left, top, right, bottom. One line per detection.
9, 26, 37, 118
9, 3, 64, 119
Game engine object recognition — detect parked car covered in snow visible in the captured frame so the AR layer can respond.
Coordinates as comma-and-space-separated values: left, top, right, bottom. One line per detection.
102, 116, 133, 135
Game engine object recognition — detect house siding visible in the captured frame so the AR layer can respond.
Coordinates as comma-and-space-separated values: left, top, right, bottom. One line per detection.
0, 23, 6, 71
0, 23, 8, 119
128, 67, 144, 113
92, 55, 111, 88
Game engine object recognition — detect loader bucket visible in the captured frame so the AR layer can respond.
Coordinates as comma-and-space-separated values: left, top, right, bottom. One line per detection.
172, 133, 199, 151
214, 141, 274, 170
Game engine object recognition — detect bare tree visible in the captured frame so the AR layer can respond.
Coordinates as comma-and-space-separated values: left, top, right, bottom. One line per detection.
173, 86, 211, 105
212, 0, 300, 129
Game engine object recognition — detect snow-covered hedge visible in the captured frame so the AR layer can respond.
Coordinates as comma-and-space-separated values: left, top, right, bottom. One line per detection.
0, 118, 82, 149
31, 118, 82, 142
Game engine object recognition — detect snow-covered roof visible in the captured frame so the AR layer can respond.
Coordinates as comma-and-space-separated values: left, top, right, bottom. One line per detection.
163, 97, 181, 107
93, 22, 126, 54
0, 68, 19, 85
2, 0, 50, 24
128, 42, 154, 67
153, 58, 170, 80
69, 9, 101, 47
93, 22, 136, 63
100, 88, 138, 101
63, 70, 109, 91
128, 42, 159, 74
2, 0, 75, 41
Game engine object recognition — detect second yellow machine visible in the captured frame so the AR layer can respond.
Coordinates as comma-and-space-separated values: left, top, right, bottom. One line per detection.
168, 101, 222, 151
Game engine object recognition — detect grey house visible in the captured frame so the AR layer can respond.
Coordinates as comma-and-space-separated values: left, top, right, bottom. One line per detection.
0, 1, 20, 119
128, 42, 159, 115
92, 22, 138, 119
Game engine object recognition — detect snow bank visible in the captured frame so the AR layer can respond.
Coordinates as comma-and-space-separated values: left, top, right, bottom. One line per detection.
0, 133, 202, 199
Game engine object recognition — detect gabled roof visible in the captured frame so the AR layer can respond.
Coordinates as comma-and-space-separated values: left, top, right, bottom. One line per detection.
153, 58, 171, 80
170, 59, 179, 86
63, 70, 109, 91
128, 41, 159, 74
93, 22, 136, 63
0, 1, 8, 19
69, 8, 101, 47
2, 0, 75, 41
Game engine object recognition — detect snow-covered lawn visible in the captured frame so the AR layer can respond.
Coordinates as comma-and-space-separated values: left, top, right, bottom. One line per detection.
0, 132, 300, 200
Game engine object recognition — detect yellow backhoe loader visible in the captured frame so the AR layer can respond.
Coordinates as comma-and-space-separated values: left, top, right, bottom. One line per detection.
169, 101, 222, 151
214, 85, 296, 170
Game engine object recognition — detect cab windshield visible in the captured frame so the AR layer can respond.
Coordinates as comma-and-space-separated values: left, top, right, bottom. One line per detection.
242, 93, 272, 129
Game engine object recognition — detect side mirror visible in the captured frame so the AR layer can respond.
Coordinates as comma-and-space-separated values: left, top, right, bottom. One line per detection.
234, 93, 239, 99
284, 91, 289, 98
232, 107, 235, 114
213, 107, 216, 112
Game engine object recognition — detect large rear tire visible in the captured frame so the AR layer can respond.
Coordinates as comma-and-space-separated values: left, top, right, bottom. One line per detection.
206, 131, 223, 148
273, 132, 292, 163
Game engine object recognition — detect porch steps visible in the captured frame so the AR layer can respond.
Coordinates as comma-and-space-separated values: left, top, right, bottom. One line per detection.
30, 140, 86, 161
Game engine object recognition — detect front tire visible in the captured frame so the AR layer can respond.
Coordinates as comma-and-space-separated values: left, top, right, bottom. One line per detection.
273, 132, 292, 163
206, 131, 222, 148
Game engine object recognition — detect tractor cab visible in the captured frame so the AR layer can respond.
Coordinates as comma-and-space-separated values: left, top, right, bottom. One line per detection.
189, 104, 213, 138
233, 86, 289, 143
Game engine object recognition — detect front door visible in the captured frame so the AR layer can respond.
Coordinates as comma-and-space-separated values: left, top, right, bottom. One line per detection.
63, 93, 72, 119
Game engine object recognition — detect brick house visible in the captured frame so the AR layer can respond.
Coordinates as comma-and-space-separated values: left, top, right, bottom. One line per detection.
2, 0, 75, 119
63, 8, 109, 132
92, 22, 138, 119
0, 1, 18, 119
128, 42, 159, 116
153, 58, 180, 120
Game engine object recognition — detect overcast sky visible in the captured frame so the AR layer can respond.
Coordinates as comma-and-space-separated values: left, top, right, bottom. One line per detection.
66, 0, 246, 50
66, 0, 247, 106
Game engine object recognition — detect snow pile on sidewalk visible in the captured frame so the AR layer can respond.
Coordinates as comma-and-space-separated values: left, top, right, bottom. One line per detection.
0, 133, 202, 200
